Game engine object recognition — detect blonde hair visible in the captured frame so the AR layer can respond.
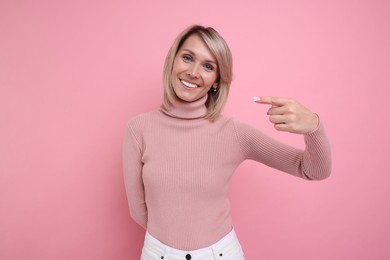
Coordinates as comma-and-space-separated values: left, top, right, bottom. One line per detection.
162, 25, 233, 121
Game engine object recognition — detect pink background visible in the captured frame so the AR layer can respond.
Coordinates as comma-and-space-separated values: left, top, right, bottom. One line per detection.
1, 0, 389, 259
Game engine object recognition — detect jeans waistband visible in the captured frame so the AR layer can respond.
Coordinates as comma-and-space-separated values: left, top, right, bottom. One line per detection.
144, 228, 240, 259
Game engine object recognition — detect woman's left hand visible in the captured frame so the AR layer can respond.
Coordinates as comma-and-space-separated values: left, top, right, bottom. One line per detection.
254, 96, 319, 134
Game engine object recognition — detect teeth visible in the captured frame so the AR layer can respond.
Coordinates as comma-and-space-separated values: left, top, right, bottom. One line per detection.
181, 80, 198, 88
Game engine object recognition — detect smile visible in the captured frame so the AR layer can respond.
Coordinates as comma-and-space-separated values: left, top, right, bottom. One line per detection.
181, 80, 199, 89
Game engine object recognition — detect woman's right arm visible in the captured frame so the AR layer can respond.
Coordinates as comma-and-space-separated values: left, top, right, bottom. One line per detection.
122, 122, 147, 229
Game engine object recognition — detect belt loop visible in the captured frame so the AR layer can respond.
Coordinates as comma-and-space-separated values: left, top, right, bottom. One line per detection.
163, 246, 170, 260
211, 245, 219, 259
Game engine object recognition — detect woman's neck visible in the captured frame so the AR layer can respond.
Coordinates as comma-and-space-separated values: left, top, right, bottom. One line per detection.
161, 94, 208, 119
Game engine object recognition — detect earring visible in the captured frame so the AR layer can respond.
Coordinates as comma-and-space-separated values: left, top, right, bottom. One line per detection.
213, 83, 218, 93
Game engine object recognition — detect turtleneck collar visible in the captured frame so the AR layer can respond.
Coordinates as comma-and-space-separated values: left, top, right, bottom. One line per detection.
160, 94, 208, 120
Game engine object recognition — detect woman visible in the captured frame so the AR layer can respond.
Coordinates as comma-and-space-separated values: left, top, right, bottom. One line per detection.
123, 25, 331, 260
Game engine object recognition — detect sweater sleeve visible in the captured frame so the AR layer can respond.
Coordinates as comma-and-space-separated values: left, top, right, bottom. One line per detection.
122, 122, 147, 229
233, 119, 332, 180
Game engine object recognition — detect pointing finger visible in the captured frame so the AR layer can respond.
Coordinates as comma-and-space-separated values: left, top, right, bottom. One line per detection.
253, 96, 289, 106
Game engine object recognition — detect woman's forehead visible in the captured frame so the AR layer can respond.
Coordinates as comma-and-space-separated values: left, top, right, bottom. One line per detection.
179, 34, 216, 63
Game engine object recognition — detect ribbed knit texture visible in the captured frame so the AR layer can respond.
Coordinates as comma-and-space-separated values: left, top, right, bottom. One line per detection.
123, 96, 332, 250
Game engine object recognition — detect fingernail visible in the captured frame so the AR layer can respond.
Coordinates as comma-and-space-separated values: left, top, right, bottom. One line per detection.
253, 96, 260, 102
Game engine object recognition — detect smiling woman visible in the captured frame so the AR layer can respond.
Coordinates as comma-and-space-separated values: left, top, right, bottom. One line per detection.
171, 34, 218, 103
162, 25, 233, 121
122, 25, 332, 260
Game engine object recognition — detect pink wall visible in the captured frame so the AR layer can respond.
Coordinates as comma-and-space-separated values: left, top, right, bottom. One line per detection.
1, 0, 389, 259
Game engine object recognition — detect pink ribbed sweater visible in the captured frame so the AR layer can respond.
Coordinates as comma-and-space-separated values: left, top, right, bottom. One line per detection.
123, 95, 331, 250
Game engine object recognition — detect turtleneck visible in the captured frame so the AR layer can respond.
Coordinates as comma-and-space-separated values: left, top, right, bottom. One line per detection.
123, 99, 332, 250
160, 94, 208, 119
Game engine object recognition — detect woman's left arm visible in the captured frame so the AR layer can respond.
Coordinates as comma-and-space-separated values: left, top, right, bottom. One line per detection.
234, 96, 332, 180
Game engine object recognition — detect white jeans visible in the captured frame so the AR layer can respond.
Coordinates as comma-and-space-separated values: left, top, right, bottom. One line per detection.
141, 229, 245, 260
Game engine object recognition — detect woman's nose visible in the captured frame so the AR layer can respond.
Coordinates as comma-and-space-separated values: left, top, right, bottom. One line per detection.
187, 64, 200, 78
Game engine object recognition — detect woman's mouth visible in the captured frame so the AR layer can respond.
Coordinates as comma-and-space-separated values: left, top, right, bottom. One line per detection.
181, 79, 199, 89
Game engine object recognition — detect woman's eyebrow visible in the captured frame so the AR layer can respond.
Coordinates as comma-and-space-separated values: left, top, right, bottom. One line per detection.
182, 48, 217, 65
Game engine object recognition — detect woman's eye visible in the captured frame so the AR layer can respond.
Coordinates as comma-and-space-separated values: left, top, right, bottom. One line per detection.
204, 63, 214, 71
182, 54, 192, 62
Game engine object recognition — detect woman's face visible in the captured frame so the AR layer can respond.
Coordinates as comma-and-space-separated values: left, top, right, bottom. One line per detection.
171, 34, 218, 102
